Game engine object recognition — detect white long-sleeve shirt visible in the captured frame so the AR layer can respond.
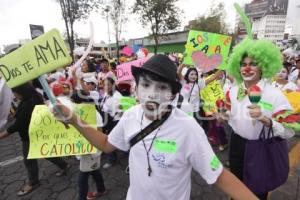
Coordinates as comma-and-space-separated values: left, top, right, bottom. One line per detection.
228, 79, 294, 140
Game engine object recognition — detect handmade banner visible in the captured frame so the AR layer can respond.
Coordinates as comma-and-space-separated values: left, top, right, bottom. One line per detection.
0, 29, 72, 88
28, 104, 97, 159
120, 96, 137, 111
200, 79, 225, 115
116, 57, 148, 82
283, 91, 300, 114
183, 30, 232, 73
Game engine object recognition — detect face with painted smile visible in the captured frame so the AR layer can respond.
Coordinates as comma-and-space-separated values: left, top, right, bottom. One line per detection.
240, 57, 261, 83
136, 75, 173, 120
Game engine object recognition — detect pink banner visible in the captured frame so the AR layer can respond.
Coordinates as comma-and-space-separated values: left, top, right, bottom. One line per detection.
116, 58, 148, 82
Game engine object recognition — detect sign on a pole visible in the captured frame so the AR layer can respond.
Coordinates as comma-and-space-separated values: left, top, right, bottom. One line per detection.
0, 29, 72, 88
30, 24, 44, 39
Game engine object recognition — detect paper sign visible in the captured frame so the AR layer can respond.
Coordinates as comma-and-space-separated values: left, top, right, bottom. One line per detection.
183, 30, 232, 73
28, 104, 97, 159
0, 29, 72, 88
283, 91, 300, 114
154, 139, 177, 153
120, 97, 136, 111
116, 57, 148, 82
200, 78, 225, 114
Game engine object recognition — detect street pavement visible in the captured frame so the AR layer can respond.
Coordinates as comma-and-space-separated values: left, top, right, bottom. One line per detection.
1, 131, 300, 200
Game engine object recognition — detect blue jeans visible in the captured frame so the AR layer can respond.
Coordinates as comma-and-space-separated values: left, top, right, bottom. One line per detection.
77, 169, 106, 200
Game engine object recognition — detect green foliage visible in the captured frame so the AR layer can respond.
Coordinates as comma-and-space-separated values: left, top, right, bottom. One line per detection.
57, 0, 101, 61
133, 0, 182, 54
185, 2, 229, 34
107, 0, 128, 59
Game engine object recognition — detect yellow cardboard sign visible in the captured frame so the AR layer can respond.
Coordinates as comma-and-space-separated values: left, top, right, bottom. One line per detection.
200, 79, 225, 114
0, 29, 72, 88
28, 104, 97, 159
283, 91, 300, 114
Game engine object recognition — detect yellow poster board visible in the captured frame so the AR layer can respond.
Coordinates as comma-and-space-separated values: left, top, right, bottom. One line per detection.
200, 79, 225, 115
283, 91, 300, 114
0, 29, 72, 88
28, 104, 97, 159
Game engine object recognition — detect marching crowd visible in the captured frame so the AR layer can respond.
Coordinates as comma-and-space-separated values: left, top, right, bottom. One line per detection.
0, 36, 300, 200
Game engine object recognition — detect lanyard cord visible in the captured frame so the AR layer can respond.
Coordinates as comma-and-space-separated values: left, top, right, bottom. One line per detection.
140, 112, 161, 177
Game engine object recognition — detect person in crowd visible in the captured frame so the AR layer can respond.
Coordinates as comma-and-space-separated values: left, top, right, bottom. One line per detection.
72, 59, 96, 90
177, 65, 223, 127
77, 110, 107, 200
223, 38, 296, 199
51, 54, 258, 200
97, 59, 115, 83
272, 66, 298, 92
0, 78, 13, 130
288, 57, 300, 84
98, 77, 123, 169
0, 83, 69, 196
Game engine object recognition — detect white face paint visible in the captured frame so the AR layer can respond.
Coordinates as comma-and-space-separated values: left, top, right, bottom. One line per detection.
276, 69, 288, 80
137, 76, 173, 120
240, 57, 261, 82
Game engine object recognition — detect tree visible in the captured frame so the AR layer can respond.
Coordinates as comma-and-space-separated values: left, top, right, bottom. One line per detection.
103, 0, 128, 60
133, 0, 182, 54
57, 0, 101, 61
185, 2, 229, 34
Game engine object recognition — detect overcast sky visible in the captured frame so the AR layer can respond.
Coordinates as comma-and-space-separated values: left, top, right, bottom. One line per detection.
0, 0, 251, 50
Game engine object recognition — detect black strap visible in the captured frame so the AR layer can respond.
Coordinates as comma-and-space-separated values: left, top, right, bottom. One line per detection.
177, 94, 184, 109
188, 83, 195, 102
130, 106, 173, 148
187, 82, 200, 103
259, 120, 274, 140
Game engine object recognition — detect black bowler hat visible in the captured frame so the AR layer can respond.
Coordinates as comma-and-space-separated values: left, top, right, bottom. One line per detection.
131, 54, 181, 94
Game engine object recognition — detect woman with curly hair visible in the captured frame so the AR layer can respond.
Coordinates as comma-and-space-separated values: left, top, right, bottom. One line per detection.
222, 38, 297, 200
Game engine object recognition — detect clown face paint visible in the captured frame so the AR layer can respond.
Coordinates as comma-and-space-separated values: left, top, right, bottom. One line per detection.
276, 68, 288, 80
240, 57, 261, 82
137, 76, 173, 120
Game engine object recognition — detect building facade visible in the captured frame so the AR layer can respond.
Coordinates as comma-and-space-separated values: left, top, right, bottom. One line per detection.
236, 0, 289, 43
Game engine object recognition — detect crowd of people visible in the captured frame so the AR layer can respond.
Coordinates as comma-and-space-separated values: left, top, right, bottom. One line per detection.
0, 36, 300, 200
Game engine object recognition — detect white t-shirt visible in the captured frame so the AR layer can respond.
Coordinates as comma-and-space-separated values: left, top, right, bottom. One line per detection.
48, 71, 64, 81
272, 81, 299, 91
180, 79, 205, 112
0, 79, 13, 129
228, 80, 294, 140
101, 91, 123, 121
288, 68, 299, 83
79, 151, 102, 172
108, 105, 223, 200
171, 94, 193, 116
89, 90, 100, 104
97, 71, 116, 81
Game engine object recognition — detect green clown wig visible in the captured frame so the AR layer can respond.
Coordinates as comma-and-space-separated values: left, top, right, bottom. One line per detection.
226, 37, 283, 84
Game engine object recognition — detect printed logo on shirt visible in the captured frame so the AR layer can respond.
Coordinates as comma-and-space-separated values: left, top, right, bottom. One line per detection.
152, 153, 171, 169
210, 156, 221, 171
154, 139, 177, 153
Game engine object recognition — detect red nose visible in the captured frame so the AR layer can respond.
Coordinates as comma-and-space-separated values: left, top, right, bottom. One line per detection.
243, 66, 251, 73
